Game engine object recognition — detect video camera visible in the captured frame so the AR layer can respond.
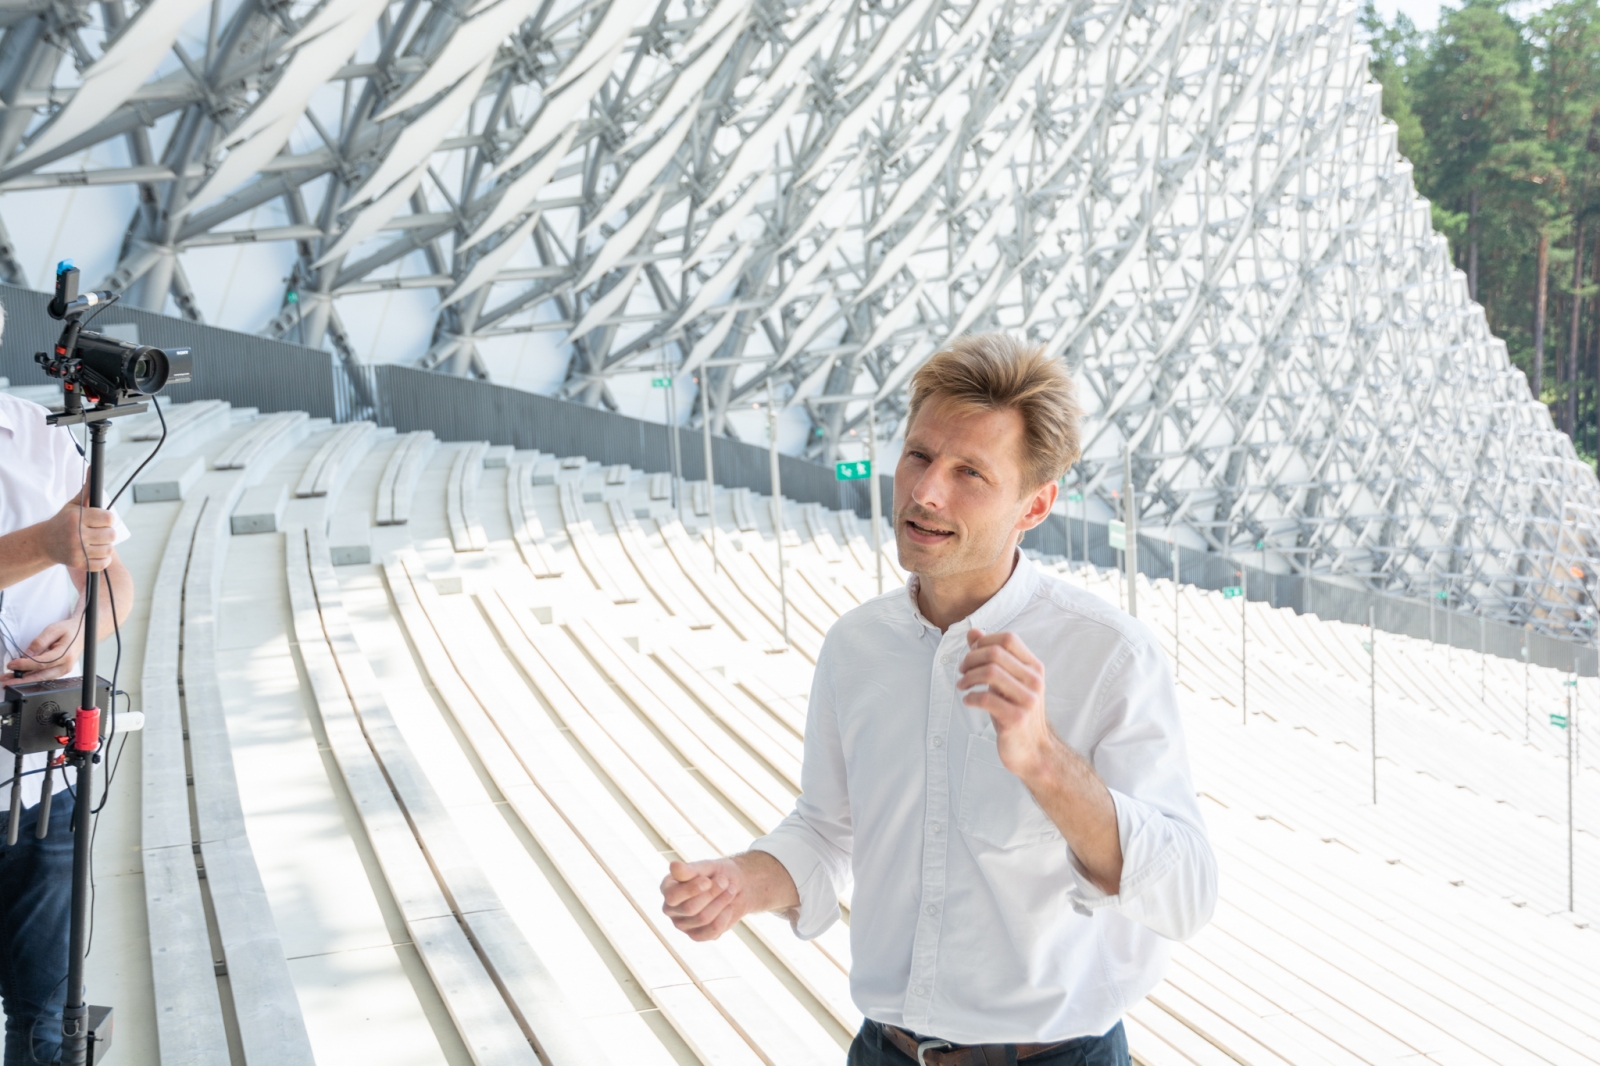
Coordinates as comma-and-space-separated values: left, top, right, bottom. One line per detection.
33, 262, 191, 412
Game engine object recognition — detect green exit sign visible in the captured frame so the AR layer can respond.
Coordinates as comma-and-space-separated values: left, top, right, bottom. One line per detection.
1436, 590, 1448, 600
835, 459, 872, 480
1066, 492, 1083, 502
1551, 713, 1569, 729
1222, 586, 1243, 599
651, 376, 672, 388
1108, 520, 1126, 551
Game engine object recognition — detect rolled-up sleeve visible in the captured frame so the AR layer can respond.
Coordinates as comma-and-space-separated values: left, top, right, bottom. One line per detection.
750, 645, 852, 940
1064, 637, 1217, 942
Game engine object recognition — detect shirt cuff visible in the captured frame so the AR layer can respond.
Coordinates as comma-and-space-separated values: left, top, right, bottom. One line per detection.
750, 832, 841, 940
1063, 787, 1177, 917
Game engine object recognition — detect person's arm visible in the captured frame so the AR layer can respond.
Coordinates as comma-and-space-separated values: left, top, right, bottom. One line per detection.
0, 472, 119, 592
660, 851, 800, 941
5, 549, 133, 684
959, 627, 1122, 891
662, 640, 853, 941
959, 626, 1217, 941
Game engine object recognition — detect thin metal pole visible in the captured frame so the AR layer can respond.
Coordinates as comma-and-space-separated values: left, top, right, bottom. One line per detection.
701, 375, 717, 574
1568, 670, 1575, 913
1081, 479, 1088, 574
767, 385, 789, 646
1480, 613, 1486, 706
1241, 567, 1248, 725
665, 357, 682, 520
1172, 539, 1181, 682
1525, 630, 1531, 742
1124, 450, 1137, 618
869, 402, 882, 595
1370, 605, 1377, 804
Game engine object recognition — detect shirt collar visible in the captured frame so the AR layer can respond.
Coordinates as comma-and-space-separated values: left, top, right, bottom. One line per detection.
0, 397, 15, 437
903, 549, 1039, 638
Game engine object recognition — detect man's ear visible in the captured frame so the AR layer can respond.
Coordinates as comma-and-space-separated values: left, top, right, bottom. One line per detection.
1016, 479, 1058, 533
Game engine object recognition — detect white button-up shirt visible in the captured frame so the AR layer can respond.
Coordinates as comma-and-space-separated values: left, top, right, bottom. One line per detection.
0, 392, 130, 808
753, 552, 1216, 1045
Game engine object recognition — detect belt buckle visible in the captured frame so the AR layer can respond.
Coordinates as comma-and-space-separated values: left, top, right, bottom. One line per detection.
916, 1038, 952, 1066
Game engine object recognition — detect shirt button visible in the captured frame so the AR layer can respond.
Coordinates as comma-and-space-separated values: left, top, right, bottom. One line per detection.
931, 735, 944, 748
931, 821, 943, 833
925, 904, 938, 916
940, 655, 950, 665
913, 986, 927, 997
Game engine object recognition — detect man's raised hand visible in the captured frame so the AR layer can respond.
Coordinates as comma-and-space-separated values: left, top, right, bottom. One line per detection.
661, 858, 746, 941
44, 474, 116, 573
957, 627, 1058, 779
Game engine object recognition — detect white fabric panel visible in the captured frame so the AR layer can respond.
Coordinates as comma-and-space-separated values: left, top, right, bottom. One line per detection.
11, 0, 210, 166
867, 127, 956, 238
947, 205, 1008, 279
684, 173, 767, 270
934, 0, 1001, 65
774, 295, 836, 367
952, 104, 1034, 214
576, 187, 665, 290
186, 0, 389, 212
703, 84, 805, 206
581, 104, 696, 235
678, 309, 737, 375
441, 208, 544, 306
669, 242, 750, 329
570, 264, 642, 340
840, 0, 935, 94
797, 75, 895, 185
344, 59, 492, 207
786, 347, 839, 407
678, 0, 752, 57
622, 17, 744, 151
780, 154, 865, 251
464, 125, 578, 249
376, 0, 539, 120
858, 279, 924, 352
857, 210, 937, 302
492, 39, 623, 178
768, 228, 844, 317
546, 0, 654, 93
730, 6, 840, 122
946, 260, 1006, 338
314, 166, 429, 266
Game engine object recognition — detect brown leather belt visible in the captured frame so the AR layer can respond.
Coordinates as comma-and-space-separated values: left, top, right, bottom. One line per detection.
881, 1023, 1071, 1066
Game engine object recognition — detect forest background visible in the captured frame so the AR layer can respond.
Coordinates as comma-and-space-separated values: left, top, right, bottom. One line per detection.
1363, 0, 1599, 466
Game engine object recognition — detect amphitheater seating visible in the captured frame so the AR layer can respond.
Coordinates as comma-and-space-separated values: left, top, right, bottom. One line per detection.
68, 408, 1600, 1066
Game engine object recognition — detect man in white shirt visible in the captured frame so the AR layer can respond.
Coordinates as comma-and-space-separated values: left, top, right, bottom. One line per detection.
0, 363, 134, 1066
661, 333, 1216, 1065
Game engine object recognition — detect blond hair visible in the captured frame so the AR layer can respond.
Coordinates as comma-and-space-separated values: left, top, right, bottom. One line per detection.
907, 333, 1081, 488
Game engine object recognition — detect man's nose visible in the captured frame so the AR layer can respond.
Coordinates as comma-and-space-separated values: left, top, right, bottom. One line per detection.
909, 465, 949, 511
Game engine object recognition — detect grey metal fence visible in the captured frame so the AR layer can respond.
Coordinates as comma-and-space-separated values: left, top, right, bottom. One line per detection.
0, 283, 340, 418
2, 282, 1588, 674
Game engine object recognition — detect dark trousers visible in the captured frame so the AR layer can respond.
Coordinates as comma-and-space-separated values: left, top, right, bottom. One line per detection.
849, 1018, 1130, 1066
0, 793, 74, 1066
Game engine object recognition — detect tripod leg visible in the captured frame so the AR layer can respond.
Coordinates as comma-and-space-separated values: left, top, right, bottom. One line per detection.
7, 751, 21, 846
36, 761, 53, 839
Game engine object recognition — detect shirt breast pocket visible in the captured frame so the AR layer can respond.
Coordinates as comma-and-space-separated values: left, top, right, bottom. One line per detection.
956, 735, 1060, 850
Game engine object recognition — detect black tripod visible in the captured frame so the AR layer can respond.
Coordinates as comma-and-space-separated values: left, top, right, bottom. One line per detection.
45, 399, 142, 1066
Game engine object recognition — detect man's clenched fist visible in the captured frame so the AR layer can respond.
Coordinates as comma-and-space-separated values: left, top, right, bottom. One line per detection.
44, 475, 117, 573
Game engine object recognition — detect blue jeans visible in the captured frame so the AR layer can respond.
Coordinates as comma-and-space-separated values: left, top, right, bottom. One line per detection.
849, 1018, 1130, 1066
0, 792, 74, 1066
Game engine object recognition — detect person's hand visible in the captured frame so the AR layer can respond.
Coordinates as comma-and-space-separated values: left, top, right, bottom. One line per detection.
6, 618, 85, 683
958, 627, 1058, 780
661, 857, 749, 941
42, 474, 117, 573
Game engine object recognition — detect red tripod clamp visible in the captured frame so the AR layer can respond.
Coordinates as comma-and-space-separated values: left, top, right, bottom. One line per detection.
72, 707, 100, 753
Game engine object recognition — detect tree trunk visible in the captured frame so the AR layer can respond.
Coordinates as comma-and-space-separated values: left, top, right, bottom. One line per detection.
1468, 189, 1479, 302
1567, 219, 1584, 437
1534, 230, 1549, 403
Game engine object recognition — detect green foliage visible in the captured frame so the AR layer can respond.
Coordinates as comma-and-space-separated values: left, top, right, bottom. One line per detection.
1364, 0, 1600, 464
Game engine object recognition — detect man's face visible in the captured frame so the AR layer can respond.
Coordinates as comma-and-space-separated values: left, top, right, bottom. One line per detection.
893, 399, 1052, 580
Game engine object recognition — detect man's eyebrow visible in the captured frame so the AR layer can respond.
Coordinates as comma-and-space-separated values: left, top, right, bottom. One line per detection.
904, 439, 995, 472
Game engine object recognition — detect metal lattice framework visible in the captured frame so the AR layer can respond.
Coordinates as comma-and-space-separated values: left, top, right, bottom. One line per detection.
0, 0, 1596, 635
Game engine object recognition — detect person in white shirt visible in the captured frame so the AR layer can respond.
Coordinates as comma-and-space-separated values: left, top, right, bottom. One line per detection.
660, 333, 1216, 1066
0, 344, 134, 1066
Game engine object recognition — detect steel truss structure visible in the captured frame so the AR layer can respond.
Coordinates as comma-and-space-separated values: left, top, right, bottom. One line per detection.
0, 0, 1596, 634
